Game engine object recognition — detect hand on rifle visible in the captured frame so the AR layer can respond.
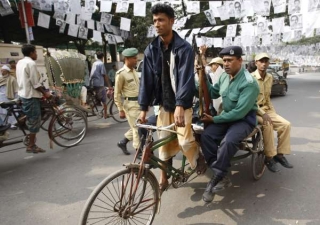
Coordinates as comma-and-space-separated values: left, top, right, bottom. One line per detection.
200, 113, 213, 124
199, 45, 207, 55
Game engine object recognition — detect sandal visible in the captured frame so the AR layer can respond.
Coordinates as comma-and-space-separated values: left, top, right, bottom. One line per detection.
26, 145, 46, 154
196, 153, 207, 175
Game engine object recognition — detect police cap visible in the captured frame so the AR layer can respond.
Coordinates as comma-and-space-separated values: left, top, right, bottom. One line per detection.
219, 46, 244, 57
122, 48, 139, 57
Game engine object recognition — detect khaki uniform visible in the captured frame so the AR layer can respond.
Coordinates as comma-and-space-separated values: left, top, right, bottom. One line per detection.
252, 70, 291, 157
114, 65, 140, 149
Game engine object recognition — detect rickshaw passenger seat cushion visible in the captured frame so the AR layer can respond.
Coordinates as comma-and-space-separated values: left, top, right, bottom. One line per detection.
0, 101, 18, 108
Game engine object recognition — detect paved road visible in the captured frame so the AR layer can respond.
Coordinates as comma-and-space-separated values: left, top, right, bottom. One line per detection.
1, 73, 320, 225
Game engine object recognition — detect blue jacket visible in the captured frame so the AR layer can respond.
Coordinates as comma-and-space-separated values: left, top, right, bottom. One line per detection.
138, 31, 196, 111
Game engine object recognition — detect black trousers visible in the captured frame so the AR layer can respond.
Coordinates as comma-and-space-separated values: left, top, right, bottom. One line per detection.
200, 120, 254, 178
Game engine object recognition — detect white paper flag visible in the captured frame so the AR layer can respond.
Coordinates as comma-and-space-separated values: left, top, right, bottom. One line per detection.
93, 30, 102, 43
308, 0, 320, 12
78, 27, 88, 39
209, 1, 221, 17
85, 0, 96, 13
134, 2, 146, 17
234, 36, 242, 46
227, 1, 235, 18
40, 1, 53, 12
241, 23, 254, 36
288, 0, 301, 14
213, 38, 223, 47
68, 24, 79, 37
217, 5, 229, 21
224, 37, 233, 47
256, 20, 269, 35
115, 35, 124, 43
80, 7, 92, 20
70, 0, 81, 14
101, 0, 112, 12
272, 17, 285, 34
87, 20, 95, 29
290, 14, 303, 30
205, 37, 213, 47
101, 12, 112, 24
186, 1, 200, 14
59, 22, 66, 33
262, 34, 271, 46
116, 1, 129, 13
107, 34, 116, 44
177, 29, 190, 38
226, 24, 237, 37
272, 0, 286, 14
120, 17, 131, 31
147, 25, 156, 38
38, 12, 51, 29
204, 10, 216, 25
65, 13, 76, 24
200, 27, 213, 34
96, 22, 105, 32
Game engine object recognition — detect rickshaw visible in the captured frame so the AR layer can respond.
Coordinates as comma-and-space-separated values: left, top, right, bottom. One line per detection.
45, 50, 126, 124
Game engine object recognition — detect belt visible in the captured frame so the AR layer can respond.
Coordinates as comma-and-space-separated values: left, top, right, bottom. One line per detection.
124, 97, 138, 101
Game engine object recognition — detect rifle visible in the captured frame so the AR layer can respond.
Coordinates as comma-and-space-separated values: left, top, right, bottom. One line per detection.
192, 34, 212, 126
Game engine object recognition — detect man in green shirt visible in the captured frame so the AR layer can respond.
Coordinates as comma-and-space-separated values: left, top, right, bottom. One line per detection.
108, 64, 117, 86
200, 46, 259, 203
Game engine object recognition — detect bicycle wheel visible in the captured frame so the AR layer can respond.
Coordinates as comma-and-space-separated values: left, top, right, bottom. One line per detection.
109, 100, 127, 123
48, 110, 87, 147
252, 131, 266, 180
79, 167, 160, 225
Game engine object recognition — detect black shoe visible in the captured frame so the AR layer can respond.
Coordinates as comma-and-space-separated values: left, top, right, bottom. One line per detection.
202, 175, 224, 203
117, 141, 130, 155
213, 176, 232, 191
265, 158, 280, 173
274, 155, 293, 168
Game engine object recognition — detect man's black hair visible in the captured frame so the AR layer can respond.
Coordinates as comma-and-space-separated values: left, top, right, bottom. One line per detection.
21, 44, 36, 57
151, 3, 175, 18
96, 51, 104, 59
112, 64, 116, 68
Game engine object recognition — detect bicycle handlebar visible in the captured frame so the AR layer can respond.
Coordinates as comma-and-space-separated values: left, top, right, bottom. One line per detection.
135, 121, 182, 136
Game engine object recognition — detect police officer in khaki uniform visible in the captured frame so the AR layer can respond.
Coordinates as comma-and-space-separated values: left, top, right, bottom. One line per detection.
114, 48, 140, 155
252, 53, 293, 172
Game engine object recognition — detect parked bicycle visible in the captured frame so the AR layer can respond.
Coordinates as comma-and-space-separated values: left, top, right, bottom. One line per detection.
79, 121, 265, 225
0, 98, 88, 149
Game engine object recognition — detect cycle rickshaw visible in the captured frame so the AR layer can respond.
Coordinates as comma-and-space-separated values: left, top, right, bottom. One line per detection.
45, 50, 126, 124
79, 119, 266, 225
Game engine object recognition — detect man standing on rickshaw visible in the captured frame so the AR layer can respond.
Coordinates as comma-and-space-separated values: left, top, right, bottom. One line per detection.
252, 53, 293, 172
138, 3, 206, 193
200, 46, 259, 203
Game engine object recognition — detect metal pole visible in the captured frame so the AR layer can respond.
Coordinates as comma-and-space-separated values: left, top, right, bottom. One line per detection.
20, 0, 30, 44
